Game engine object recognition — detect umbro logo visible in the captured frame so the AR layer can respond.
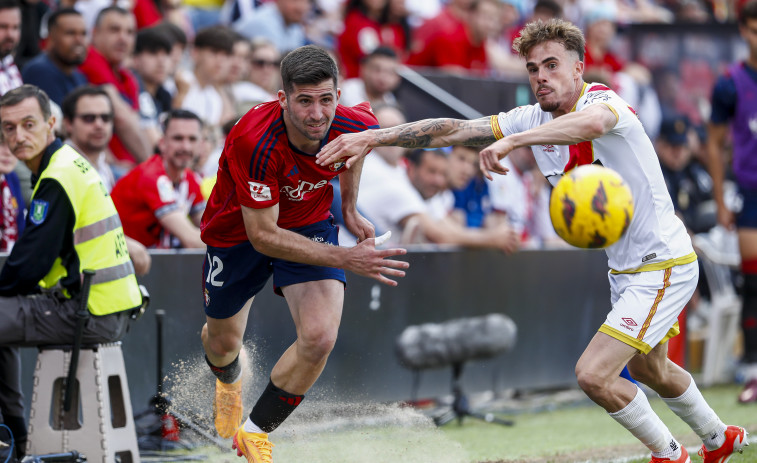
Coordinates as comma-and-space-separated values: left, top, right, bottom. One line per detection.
621, 318, 637, 327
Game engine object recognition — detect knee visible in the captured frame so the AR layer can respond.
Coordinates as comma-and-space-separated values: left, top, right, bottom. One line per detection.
575, 364, 613, 402
297, 327, 338, 362
202, 323, 243, 358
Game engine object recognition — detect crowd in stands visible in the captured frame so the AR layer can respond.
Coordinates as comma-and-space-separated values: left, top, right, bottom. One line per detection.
0, 0, 742, 258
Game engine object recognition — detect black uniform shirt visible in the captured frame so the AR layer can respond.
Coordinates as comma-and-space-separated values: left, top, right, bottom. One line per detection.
0, 139, 79, 297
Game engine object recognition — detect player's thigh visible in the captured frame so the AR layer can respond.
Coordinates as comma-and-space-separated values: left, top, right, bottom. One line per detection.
281, 279, 345, 336
601, 262, 698, 355
202, 241, 273, 320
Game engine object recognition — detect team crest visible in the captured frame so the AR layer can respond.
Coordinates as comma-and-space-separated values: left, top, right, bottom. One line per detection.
204, 288, 210, 306
30, 199, 49, 225
329, 161, 345, 172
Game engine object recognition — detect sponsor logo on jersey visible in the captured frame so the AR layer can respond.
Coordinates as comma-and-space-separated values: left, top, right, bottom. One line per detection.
542, 144, 556, 153
286, 165, 299, 178
157, 175, 177, 203
329, 161, 345, 172
642, 253, 657, 263
280, 179, 328, 201
248, 181, 272, 201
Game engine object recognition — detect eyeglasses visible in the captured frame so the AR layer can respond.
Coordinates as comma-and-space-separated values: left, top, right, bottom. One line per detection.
251, 59, 280, 68
75, 113, 113, 123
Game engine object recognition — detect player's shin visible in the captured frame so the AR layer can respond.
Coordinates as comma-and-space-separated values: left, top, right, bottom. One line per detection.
249, 379, 305, 433
609, 386, 682, 460
660, 372, 726, 450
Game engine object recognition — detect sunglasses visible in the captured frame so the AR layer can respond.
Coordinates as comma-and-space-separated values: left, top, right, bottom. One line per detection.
75, 113, 113, 123
251, 59, 280, 68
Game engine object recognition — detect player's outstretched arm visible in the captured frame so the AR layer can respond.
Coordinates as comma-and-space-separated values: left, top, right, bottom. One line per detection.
316, 116, 497, 168
242, 205, 409, 286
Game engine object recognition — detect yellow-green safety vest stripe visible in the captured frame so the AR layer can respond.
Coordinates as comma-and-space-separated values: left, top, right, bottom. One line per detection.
31, 144, 142, 315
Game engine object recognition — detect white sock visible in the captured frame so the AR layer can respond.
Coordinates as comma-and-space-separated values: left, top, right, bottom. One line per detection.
243, 417, 265, 434
661, 373, 726, 451
609, 386, 682, 459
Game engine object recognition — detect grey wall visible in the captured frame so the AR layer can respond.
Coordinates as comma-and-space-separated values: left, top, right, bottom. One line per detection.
12, 248, 611, 412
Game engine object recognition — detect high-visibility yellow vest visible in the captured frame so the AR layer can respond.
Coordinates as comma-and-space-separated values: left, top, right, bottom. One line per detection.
32, 144, 142, 315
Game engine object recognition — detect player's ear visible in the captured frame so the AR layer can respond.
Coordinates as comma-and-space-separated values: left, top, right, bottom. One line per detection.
277, 90, 287, 110
575, 59, 584, 77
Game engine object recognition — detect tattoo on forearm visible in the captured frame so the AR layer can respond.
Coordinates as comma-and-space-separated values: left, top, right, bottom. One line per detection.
373, 117, 497, 149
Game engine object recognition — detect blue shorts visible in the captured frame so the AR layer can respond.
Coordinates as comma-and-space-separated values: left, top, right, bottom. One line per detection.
737, 186, 757, 229
202, 218, 346, 319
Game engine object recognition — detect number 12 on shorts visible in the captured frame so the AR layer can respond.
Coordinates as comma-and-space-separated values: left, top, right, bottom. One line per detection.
206, 254, 225, 287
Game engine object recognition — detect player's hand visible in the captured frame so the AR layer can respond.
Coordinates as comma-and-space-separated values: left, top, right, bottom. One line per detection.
316, 131, 373, 169
345, 239, 409, 286
479, 138, 513, 180
343, 208, 375, 243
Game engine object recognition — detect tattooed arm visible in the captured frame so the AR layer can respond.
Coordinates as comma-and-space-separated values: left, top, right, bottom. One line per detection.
316, 116, 496, 168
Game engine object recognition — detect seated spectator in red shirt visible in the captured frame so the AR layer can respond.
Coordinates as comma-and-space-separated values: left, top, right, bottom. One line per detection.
407, 0, 502, 74
79, 6, 152, 167
337, 0, 409, 78
411, 0, 471, 48
111, 109, 206, 249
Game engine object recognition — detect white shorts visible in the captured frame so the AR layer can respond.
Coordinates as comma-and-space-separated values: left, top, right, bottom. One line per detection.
599, 260, 698, 354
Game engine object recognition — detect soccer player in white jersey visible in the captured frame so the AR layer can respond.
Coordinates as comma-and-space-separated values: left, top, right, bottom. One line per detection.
316, 19, 748, 463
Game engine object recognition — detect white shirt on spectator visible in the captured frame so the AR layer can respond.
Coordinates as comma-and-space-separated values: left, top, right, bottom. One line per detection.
339, 77, 397, 108
181, 72, 223, 126
357, 154, 426, 246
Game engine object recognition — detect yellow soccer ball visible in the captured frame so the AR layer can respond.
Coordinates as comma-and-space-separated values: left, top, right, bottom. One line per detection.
549, 164, 634, 249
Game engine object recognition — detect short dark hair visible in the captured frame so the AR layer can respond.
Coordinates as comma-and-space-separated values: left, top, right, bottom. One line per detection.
193, 25, 235, 54
135, 27, 173, 55
740, 0, 757, 24
533, 0, 563, 17
153, 21, 187, 47
94, 6, 131, 28
61, 85, 112, 121
0, 84, 52, 122
280, 45, 338, 95
0, 0, 19, 12
47, 7, 81, 31
162, 109, 203, 133
406, 148, 447, 167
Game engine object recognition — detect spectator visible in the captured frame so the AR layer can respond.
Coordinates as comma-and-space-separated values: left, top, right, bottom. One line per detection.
247, 37, 282, 97
225, 33, 271, 115
16, 0, 49, 70
232, 0, 310, 54
0, 85, 143, 461
357, 104, 519, 251
407, 0, 503, 74
0, 0, 22, 96
338, 0, 409, 78
175, 25, 235, 128
0, 143, 24, 252
132, 26, 174, 147
111, 109, 206, 249
61, 85, 152, 275
448, 145, 492, 228
21, 9, 89, 107
61, 86, 118, 191
444, 145, 482, 226
706, 0, 757, 404
657, 115, 715, 234
412, 0, 472, 48
487, 146, 561, 247
339, 46, 400, 108
79, 6, 153, 166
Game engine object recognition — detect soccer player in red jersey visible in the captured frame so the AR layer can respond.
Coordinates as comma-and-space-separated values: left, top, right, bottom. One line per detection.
199, 45, 409, 462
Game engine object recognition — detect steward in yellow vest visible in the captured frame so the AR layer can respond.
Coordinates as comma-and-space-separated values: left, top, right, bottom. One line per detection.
0, 85, 141, 459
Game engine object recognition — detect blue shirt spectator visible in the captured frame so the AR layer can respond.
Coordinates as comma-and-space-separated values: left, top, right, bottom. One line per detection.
21, 53, 88, 106
232, 0, 308, 54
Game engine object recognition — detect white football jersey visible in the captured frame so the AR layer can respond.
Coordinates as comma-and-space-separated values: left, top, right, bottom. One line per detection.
492, 82, 695, 272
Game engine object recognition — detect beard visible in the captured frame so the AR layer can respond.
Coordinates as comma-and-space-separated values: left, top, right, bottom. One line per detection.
538, 100, 560, 112
0, 41, 16, 59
